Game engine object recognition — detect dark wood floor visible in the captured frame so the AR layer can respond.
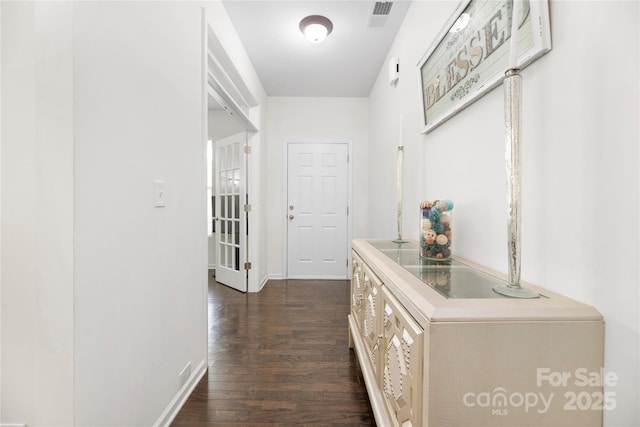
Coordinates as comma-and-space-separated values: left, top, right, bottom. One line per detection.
171, 278, 375, 426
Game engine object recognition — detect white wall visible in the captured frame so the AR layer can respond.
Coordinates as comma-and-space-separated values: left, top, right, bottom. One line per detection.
0, 3, 3, 421
72, 2, 207, 425
266, 97, 369, 277
2, 1, 268, 424
209, 109, 245, 141
1, 2, 74, 424
0, 5, 2, 423
368, 1, 639, 426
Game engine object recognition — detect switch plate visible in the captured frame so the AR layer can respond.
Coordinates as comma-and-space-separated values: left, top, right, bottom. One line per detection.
154, 180, 166, 207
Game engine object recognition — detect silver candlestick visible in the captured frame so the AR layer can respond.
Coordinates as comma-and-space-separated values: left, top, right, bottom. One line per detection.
493, 69, 539, 299
392, 145, 408, 243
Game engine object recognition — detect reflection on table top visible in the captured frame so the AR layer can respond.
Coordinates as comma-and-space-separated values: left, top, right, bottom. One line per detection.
367, 240, 518, 299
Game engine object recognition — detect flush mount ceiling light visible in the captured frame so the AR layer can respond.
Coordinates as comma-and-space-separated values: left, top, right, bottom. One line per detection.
299, 15, 333, 44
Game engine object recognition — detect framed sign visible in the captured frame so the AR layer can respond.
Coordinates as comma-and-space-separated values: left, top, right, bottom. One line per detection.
418, 0, 551, 134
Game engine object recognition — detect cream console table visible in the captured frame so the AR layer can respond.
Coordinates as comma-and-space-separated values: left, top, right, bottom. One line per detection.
348, 239, 604, 427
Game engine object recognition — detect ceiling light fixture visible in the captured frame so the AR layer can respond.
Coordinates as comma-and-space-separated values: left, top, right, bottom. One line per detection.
299, 15, 333, 44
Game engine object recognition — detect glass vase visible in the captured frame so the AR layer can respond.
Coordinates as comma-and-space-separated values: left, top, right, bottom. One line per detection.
420, 199, 453, 260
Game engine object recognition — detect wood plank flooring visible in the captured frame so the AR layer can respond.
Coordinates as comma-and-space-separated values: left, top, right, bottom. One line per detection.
171, 279, 375, 426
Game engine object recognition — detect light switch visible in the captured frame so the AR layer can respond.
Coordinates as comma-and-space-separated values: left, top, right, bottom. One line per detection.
154, 180, 166, 207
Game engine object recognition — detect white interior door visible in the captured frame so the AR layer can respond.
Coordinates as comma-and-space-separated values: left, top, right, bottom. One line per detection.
287, 142, 349, 278
215, 133, 247, 292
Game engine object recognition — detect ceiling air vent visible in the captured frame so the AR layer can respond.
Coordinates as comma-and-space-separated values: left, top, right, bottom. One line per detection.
373, 1, 393, 16
368, 1, 394, 28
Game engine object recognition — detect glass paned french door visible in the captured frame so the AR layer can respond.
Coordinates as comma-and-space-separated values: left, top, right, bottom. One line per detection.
215, 133, 246, 292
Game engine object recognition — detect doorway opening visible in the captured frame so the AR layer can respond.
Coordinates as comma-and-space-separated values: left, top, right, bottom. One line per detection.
204, 12, 258, 293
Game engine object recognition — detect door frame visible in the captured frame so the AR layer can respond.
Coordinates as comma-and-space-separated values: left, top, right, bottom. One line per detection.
204, 9, 262, 292
282, 139, 353, 280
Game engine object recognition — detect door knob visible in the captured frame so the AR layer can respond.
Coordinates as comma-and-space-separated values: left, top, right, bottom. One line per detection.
288, 214, 294, 220
289, 205, 294, 210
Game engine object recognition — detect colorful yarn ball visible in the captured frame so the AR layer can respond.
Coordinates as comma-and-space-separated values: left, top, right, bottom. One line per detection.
432, 222, 445, 234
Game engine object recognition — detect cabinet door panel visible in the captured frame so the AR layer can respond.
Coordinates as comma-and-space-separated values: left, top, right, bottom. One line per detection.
362, 264, 382, 375
382, 286, 423, 427
351, 252, 366, 331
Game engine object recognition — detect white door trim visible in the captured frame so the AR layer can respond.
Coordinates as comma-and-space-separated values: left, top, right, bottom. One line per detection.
282, 139, 352, 280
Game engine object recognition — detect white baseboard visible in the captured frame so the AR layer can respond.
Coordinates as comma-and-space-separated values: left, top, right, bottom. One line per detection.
249, 274, 281, 292
153, 359, 206, 427
1, 424, 27, 427
257, 274, 269, 292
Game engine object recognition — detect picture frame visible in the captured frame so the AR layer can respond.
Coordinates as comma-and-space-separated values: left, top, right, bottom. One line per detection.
418, 0, 552, 134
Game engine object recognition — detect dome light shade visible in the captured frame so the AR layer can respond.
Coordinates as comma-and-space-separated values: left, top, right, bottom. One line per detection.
299, 15, 333, 44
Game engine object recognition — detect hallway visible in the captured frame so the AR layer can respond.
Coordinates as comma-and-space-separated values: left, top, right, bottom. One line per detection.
171, 278, 375, 426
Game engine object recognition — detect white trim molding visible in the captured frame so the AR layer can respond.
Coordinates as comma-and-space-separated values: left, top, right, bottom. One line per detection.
153, 359, 207, 427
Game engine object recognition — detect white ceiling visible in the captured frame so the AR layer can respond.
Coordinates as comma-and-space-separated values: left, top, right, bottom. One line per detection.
221, 0, 412, 97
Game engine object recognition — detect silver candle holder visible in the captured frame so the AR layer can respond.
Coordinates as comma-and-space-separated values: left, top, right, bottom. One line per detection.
493, 69, 539, 299
393, 145, 408, 243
